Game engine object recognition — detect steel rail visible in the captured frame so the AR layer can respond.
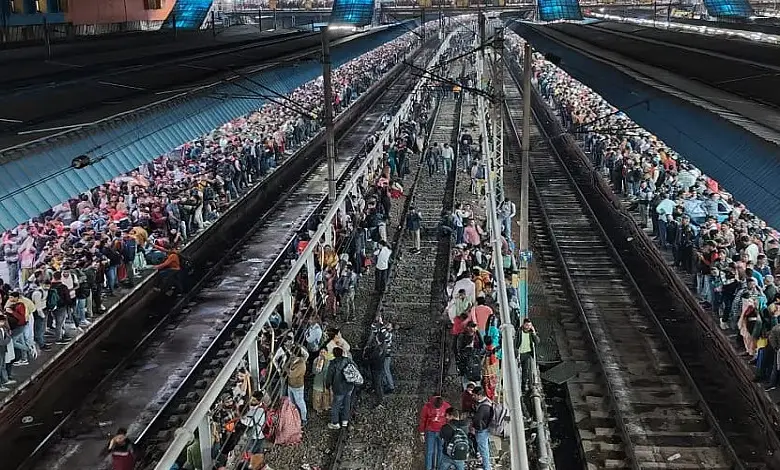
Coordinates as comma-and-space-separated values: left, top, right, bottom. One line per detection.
14, 42, 430, 470
504, 57, 745, 469
149, 32, 455, 470
327, 35, 464, 470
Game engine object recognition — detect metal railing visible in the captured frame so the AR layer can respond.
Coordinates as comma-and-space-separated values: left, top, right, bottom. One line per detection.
150, 31, 454, 470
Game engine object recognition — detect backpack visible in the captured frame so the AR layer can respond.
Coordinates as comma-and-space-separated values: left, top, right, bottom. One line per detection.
484, 401, 510, 437
23, 284, 42, 302
342, 360, 364, 385
122, 239, 137, 262
368, 333, 388, 363
444, 426, 470, 460
203, 186, 216, 201
46, 287, 60, 311
461, 348, 483, 382
476, 164, 486, 179
335, 275, 352, 296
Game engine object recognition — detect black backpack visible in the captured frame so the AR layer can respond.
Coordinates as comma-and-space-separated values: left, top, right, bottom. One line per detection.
460, 348, 483, 382
444, 425, 470, 460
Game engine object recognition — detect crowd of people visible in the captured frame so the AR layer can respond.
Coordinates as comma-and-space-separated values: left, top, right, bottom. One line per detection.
415, 90, 526, 470
169, 40, 441, 470
506, 32, 780, 394
0, 28, 428, 394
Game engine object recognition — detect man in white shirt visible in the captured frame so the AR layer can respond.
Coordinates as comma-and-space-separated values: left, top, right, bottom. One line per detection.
499, 199, 517, 239
374, 240, 392, 293
441, 143, 454, 175
655, 193, 675, 249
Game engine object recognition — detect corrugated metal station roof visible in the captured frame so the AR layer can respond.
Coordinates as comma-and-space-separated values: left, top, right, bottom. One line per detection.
0, 26, 407, 231
511, 21, 780, 227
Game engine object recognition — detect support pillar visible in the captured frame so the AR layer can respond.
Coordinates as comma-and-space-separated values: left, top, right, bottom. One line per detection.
322, 27, 337, 201
198, 416, 213, 470
305, 253, 316, 305
283, 288, 294, 325
248, 338, 261, 383
518, 40, 532, 328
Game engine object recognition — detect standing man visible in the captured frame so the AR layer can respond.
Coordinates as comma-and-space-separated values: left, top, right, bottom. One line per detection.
406, 206, 423, 253
47, 275, 72, 345
326, 347, 355, 430
418, 395, 451, 470
472, 386, 493, 470
442, 143, 454, 175
439, 408, 470, 470
518, 318, 539, 393
373, 240, 392, 294
655, 192, 674, 249
498, 199, 516, 239
286, 346, 309, 426
3, 232, 19, 290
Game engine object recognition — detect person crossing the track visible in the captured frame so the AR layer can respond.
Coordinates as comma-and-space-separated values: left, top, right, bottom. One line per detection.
373, 240, 392, 294
442, 143, 455, 175
107, 427, 137, 470
286, 345, 309, 426
426, 143, 439, 177
471, 387, 493, 470
406, 205, 423, 253
498, 198, 516, 239
518, 318, 540, 393
326, 346, 357, 430
439, 407, 470, 470
419, 395, 451, 470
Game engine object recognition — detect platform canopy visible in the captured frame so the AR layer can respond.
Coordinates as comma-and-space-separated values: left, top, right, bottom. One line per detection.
702, 0, 754, 19
330, 0, 376, 27
538, 0, 583, 22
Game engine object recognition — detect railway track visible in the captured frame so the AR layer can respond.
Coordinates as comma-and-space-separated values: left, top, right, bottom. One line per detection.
326, 67, 464, 470
22, 43, 438, 470
502, 69, 752, 469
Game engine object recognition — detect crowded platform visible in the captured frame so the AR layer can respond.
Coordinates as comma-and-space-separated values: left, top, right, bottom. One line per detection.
505, 31, 780, 393
0, 27, 427, 392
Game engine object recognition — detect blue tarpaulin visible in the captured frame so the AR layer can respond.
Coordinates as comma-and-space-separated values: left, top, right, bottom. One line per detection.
0, 25, 408, 231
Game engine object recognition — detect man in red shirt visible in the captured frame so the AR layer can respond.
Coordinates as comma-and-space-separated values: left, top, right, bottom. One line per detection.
418, 395, 451, 470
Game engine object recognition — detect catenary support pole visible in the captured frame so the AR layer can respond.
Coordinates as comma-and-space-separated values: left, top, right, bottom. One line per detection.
43, 17, 51, 60
518, 41, 531, 317
322, 26, 337, 201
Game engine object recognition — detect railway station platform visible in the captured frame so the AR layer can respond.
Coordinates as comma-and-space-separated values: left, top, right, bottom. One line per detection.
77, 22, 537, 470
0, 21, 441, 470
0, 21, 416, 399
11, 12, 780, 470
502, 30, 780, 468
